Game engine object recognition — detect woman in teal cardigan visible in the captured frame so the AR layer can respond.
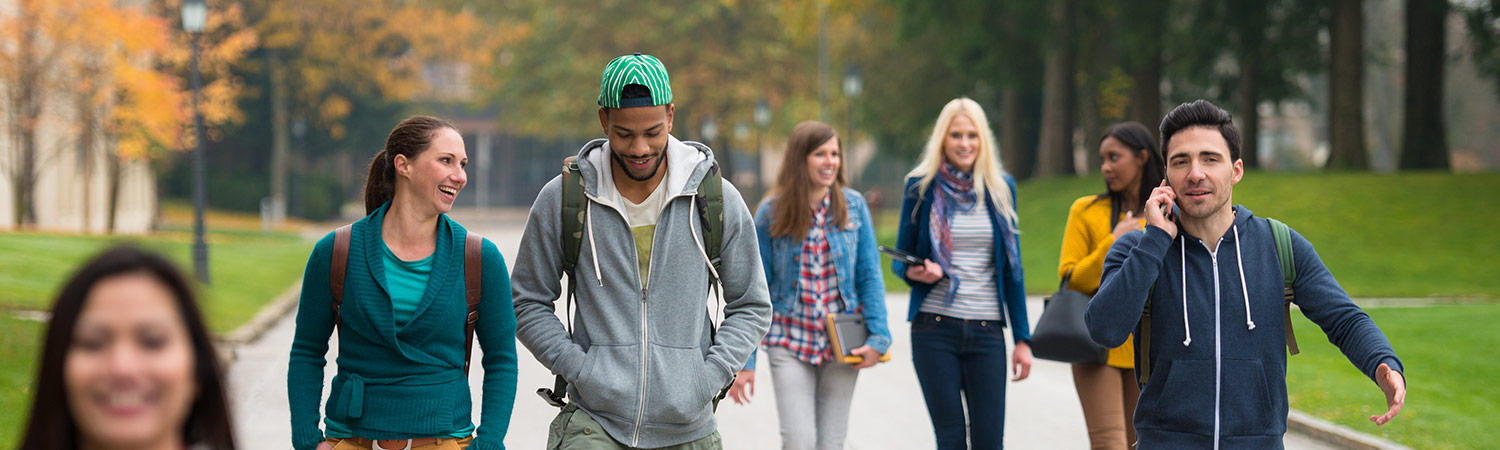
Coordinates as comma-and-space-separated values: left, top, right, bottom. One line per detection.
288, 116, 517, 450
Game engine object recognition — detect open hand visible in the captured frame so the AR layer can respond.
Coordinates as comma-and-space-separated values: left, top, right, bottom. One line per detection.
1112, 211, 1141, 238
906, 259, 944, 284
1370, 363, 1405, 425
727, 369, 756, 405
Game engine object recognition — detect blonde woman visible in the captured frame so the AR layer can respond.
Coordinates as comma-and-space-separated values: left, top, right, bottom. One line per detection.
891, 98, 1031, 450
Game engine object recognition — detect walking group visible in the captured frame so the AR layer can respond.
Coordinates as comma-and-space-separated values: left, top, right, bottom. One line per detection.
18, 53, 1407, 450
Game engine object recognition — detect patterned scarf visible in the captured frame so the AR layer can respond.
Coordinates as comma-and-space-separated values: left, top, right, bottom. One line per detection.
929, 163, 977, 302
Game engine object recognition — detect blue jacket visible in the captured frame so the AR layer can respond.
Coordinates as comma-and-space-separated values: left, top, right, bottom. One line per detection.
1086, 206, 1403, 449
891, 175, 1030, 343
745, 188, 890, 370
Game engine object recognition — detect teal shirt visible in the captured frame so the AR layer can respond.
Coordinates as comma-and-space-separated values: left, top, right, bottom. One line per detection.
287, 203, 516, 450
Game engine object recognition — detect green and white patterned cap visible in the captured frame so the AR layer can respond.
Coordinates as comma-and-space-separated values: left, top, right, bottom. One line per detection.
597, 53, 673, 109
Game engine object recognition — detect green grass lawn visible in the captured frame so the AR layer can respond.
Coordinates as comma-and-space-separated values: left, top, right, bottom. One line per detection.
0, 230, 312, 333
875, 171, 1500, 298
0, 316, 42, 449
1287, 303, 1500, 449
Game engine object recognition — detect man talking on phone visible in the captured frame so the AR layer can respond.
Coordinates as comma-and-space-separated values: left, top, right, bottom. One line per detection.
1085, 99, 1406, 449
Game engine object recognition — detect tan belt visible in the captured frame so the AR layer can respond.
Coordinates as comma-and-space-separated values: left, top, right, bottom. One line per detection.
348, 437, 441, 450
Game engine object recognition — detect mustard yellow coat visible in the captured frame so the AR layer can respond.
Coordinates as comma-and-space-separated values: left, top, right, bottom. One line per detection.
1058, 195, 1143, 368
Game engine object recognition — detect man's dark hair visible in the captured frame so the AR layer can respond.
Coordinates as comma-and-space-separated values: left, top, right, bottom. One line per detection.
1159, 99, 1241, 162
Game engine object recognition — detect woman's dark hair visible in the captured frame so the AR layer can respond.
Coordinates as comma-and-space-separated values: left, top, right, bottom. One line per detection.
21, 245, 236, 450
1159, 99, 1241, 162
768, 120, 848, 241
1094, 121, 1165, 225
365, 115, 458, 214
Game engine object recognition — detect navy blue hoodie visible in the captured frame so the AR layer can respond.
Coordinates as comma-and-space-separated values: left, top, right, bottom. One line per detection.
1086, 206, 1403, 449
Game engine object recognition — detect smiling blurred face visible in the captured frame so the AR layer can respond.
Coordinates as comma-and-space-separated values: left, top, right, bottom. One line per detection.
396, 128, 468, 214
943, 114, 981, 172
600, 104, 675, 182
806, 136, 841, 192
1100, 135, 1146, 194
1165, 126, 1243, 220
66, 273, 196, 450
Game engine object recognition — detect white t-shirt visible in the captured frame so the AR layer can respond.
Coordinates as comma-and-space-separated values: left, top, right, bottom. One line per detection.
621, 177, 670, 288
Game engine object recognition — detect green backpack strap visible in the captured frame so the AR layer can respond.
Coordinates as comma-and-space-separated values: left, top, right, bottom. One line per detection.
1267, 217, 1299, 356
540, 157, 588, 408
694, 161, 731, 411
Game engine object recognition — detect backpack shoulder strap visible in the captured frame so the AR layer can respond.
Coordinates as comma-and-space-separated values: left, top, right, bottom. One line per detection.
561, 157, 586, 276
463, 231, 484, 376
330, 224, 353, 330
696, 161, 725, 277
542, 157, 587, 408
1267, 217, 1299, 356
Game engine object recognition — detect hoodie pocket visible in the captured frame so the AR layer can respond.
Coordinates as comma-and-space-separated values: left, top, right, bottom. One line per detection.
644, 344, 718, 425
1153, 359, 1215, 433
1151, 358, 1275, 436
1220, 358, 1275, 436
573, 344, 640, 422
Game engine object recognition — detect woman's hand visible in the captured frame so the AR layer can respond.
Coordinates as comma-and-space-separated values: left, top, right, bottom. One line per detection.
316, 442, 334, 450
1011, 341, 1033, 381
1111, 211, 1141, 238
849, 346, 883, 369
905, 259, 944, 284
727, 369, 756, 405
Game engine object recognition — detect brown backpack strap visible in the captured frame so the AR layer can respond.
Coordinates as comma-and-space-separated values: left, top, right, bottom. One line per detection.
463, 231, 484, 375
331, 225, 353, 330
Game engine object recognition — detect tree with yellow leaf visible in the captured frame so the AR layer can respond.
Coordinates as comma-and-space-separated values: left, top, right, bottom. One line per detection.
243, 0, 524, 221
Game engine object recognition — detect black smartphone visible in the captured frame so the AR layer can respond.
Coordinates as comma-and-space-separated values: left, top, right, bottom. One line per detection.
878, 245, 923, 265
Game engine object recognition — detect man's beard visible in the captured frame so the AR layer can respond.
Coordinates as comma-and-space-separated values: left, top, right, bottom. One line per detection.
612, 148, 666, 181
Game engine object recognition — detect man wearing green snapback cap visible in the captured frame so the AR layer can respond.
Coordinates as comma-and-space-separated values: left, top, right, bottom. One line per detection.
513, 53, 771, 449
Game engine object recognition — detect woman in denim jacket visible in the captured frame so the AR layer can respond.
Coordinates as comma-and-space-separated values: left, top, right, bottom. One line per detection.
726, 121, 889, 450
893, 98, 1031, 450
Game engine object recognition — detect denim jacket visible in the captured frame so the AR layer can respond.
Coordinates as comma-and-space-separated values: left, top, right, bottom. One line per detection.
744, 187, 890, 370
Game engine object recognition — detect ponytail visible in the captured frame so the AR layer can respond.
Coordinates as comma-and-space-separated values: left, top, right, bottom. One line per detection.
364, 149, 395, 214
362, 115, 456, 215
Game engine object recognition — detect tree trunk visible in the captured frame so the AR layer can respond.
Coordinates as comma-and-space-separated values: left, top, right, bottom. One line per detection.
1236, 52, 1261, 168
106, 142, 122, 234
1129, 57, 1162, 135
1000, 87, 1031, 179
1400, 0, 1449, 170
269, 51, 290, 222
1327, 0, 1369, 170
13, 0, 43, 226
77, 74, 99, 231
1036, 0, 1076, 177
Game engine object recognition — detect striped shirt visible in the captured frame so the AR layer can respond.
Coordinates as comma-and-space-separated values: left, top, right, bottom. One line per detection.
920, 201, 1001, 320
762, 196, 847, 365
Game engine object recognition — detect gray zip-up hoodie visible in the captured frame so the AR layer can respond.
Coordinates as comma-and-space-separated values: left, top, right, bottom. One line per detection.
513, 135, 771, 448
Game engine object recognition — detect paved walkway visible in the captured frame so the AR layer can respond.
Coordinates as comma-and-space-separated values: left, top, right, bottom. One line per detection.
233, 209, 1337, 449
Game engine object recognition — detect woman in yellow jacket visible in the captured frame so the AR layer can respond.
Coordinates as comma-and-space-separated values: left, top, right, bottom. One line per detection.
1058, 121, 1163, 449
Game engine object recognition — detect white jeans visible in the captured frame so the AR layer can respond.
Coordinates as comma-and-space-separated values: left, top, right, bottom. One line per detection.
766, 346, 861, 450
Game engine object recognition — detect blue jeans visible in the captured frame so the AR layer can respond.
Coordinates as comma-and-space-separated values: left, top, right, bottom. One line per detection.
911, 312, 1010, 450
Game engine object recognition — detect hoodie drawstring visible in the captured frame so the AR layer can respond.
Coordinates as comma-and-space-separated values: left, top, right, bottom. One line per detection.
1180, 235, 1191, 347
1233, 225, 1255, 330
586, 202, 603, 287
687, 196, 725, 327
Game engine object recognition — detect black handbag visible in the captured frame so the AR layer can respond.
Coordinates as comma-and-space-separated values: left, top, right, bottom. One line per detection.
1030, 273, 1110, 365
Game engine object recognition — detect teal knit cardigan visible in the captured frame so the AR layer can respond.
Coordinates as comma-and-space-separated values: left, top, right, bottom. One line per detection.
287, 203, 517, 450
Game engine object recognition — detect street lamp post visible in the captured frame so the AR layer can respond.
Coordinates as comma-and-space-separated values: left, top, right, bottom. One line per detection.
182, 0, 209, 284
843, 63, 862, 146
753, 99, 770, 201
